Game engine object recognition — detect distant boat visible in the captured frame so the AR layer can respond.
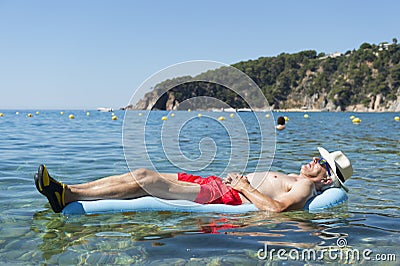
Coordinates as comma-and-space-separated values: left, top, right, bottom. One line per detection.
211, 108, 236, 112
237, 108, 252, 112
97, 107, 113, 112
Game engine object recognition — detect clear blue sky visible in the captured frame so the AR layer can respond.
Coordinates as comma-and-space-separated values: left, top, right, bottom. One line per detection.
1, 0, 399, 109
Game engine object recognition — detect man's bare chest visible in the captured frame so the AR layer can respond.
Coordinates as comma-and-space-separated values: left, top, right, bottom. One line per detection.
247, 172, 296, 198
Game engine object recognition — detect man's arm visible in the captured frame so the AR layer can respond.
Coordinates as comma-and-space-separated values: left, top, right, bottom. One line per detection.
224, 173, 313, 212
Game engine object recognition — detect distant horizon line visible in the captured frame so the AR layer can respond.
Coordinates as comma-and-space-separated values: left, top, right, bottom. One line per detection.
1, 108, 398, 113
0, 107, 122, 111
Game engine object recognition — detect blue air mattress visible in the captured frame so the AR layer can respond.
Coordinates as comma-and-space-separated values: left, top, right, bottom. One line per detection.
62, 188, 347, 215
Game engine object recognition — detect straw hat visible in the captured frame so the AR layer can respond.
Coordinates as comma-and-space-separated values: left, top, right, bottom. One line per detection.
318, 147, 353, 192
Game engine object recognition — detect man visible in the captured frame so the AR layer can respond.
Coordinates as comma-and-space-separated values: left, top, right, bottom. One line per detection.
275, 116, 286, 130
34, 147, 352, 213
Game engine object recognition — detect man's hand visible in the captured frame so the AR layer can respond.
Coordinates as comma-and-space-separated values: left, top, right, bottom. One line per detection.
223, 173, 251, 192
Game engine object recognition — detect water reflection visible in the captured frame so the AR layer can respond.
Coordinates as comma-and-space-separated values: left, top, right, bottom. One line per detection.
30, 206, 359, 263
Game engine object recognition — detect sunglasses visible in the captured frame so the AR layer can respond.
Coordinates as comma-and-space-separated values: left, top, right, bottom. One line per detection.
318, 158, 331, 176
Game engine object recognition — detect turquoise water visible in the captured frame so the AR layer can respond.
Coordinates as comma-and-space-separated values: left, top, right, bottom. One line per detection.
0, 110, 399, 265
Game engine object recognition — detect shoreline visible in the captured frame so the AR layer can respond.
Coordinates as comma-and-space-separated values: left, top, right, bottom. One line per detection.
0, 108, 399, 113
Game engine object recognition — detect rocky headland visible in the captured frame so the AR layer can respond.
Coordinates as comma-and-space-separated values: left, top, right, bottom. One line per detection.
124, 41, 400, 112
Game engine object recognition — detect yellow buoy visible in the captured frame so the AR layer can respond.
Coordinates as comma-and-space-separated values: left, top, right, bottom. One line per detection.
198, 113, 202, 118
284, 116, 289, 121
86, 112, 90, 116
352, 117, 361, 123
218, 116, 225, 121
0, 113, 4, 117
138, 112, 143, 116
112, 115, 118, 120
69, 114, 75, 119
187, 109, 191, 112
16, 112, 19, 115
265, 114, 270, 118
27, 113, 33, 118
170, 113, 175, 117
350, 115, 355, 120
229, 113, 235, 118
304, 114, 309, 119
394, 116, 400, 121
60, 111, 65, 115
36, 111, 40, 115
161, 116, 168, 121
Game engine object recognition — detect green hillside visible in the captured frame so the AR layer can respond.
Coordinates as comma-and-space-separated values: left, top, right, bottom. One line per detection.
132, 40, 400, 111
233, 40, 400, 110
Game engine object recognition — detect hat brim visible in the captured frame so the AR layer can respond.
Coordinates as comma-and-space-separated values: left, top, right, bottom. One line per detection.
317, 147, 349, 192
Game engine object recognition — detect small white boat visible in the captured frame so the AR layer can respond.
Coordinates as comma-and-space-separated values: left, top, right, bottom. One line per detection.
222, 108, 236, 112
97, 107, 114, 112
237, 108, 252, 112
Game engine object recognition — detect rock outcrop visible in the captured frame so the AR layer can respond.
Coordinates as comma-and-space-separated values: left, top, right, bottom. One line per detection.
126, 85, 400, 112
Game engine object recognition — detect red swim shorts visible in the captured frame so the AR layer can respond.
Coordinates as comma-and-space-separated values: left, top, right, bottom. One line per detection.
178, 173, 242, 205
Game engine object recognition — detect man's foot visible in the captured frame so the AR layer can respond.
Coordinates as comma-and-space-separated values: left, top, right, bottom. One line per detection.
35, 165, 66, 213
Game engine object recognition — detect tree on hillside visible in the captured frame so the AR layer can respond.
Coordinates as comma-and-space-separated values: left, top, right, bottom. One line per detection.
360, 42, 372, 50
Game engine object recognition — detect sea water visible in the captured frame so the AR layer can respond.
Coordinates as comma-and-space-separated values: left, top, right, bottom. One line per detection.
0, 110, 398, 265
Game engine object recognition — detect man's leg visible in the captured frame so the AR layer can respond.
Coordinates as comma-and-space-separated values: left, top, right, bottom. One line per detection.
35, 165, 201, 212
65, 171, 148, 203
66, 169, 201, 202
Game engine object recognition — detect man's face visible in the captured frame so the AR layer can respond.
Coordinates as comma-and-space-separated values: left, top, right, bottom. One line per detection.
301, 157, 328, 179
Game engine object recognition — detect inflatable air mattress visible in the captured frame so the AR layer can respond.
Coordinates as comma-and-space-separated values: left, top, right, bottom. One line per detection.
62, 188, 347, 215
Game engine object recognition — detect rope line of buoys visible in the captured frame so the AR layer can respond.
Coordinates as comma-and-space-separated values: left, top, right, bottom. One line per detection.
0, 110, 125, 122
157, 112, 241, 122
1, 111, 399, 126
